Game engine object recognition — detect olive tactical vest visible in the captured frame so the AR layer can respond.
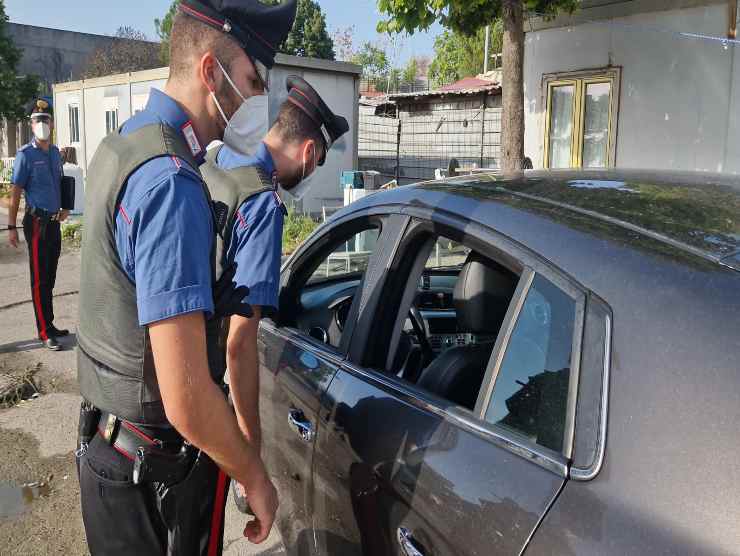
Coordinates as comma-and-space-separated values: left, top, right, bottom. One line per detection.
198, 145, 276, 383
77, 124, 219, 425
201, 143, 276, 282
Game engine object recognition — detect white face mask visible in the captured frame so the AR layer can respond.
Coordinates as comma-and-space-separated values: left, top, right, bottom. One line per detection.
211, 58, 269, 155
33, 121, 51, 142
285, 144, 318, 201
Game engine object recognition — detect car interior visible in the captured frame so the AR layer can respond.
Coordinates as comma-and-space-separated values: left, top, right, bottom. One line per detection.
278, 224, 522, 413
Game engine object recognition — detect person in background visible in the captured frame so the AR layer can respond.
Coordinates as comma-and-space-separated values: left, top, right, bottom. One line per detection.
60, 147, 84, 214
200, 74, 349, 510
7, 99, 69, 351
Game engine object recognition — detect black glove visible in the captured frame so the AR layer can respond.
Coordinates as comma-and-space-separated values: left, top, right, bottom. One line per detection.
213, 265, 253, 319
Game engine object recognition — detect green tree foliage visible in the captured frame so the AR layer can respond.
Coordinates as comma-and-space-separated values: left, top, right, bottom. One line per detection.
268, 0, 334, 59
402, 57, 418, 85
428, 22, 502, 86
377, 0, 578, 171
154, 0, 179, 65
352, 41, 391, 90
0, 0, 39, 119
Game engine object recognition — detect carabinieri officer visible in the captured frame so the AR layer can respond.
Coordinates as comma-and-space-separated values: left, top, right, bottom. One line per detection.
75, 1, 296, 555
7, 99, 70, 351
201, 75, 349, 507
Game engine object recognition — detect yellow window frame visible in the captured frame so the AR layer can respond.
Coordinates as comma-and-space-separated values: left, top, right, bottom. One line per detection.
543, 71, 618, 169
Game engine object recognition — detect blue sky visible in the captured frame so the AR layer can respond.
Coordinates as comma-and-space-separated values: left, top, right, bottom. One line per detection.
4, 0, 442, 65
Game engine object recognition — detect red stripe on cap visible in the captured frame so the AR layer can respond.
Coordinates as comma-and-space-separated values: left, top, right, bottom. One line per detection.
292, 87, 321, 112
180, 4, 226, 29
287, 96, 322, 127
243, 23, 274, 50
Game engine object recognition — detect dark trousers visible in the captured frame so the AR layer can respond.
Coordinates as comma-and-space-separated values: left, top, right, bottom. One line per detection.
78, 432, 231, 556
22, 213, 61, 340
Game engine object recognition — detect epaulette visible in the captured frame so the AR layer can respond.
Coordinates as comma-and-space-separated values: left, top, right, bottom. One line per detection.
17, 144, 30, 152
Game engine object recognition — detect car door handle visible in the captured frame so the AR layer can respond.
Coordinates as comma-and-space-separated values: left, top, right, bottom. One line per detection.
288, 409, 315, 442
397, 527, 425, 556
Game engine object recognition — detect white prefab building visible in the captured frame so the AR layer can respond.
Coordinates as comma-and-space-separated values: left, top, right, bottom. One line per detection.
53, 54, 361, 214
524, 0, 740, 173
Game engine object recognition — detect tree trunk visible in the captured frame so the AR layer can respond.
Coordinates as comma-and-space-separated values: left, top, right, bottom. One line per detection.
501, 0, 525, 172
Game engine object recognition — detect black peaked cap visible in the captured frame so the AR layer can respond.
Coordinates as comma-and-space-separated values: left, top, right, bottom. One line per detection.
29, 98, 53, 118
179, 0, 297, 69
285, 75, 350, 166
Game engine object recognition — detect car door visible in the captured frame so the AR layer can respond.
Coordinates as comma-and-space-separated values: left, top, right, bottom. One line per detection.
258, 211, 408, 555
310, 215, 587, 556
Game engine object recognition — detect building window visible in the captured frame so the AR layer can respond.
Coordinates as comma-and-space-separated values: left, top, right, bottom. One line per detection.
105, 109, 119, 135
69, 105, 80, 143
543, 68, 620, 169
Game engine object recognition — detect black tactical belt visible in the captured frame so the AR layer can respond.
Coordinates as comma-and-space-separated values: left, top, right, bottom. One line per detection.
26, 206, 60, 221
97, 411, 182, 460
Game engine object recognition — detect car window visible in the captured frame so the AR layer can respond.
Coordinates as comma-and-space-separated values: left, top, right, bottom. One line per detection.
425, 237, 471, 269
308, 229, 380, 284
484, 274, 576, 453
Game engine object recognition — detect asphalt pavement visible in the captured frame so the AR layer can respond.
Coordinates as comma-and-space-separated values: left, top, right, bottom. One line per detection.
0, 209, 284, 555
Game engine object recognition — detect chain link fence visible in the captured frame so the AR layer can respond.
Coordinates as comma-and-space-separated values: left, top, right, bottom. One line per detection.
358, 92, 502, 186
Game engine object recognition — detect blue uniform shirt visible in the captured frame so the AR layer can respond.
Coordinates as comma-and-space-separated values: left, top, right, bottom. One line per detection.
12, 139, 63, 213
114, 88, 215, 326
216, 142, 284, 313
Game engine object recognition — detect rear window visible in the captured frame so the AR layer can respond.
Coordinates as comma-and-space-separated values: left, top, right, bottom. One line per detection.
484, 274, 576, 453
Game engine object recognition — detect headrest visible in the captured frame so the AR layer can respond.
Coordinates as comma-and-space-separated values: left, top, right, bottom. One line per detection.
453, 252, 518, 334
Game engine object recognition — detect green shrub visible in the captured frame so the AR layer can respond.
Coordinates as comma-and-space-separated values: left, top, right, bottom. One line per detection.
61, 220, 83, 248
282, 210, 319, 255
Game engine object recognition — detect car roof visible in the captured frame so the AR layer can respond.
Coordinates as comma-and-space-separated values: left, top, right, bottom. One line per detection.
354, 169, 740, 272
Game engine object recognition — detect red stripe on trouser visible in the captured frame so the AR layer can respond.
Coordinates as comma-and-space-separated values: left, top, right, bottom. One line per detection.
31, 218, 48, 341
208, 470, 229, 556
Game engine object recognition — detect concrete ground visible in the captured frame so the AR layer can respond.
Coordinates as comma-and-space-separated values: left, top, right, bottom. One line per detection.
0, 220, 284, 555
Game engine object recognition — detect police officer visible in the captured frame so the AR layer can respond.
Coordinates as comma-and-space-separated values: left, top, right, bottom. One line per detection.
75, 1, 296, 555
201, 75, 349, 505
7, 99, 70, 351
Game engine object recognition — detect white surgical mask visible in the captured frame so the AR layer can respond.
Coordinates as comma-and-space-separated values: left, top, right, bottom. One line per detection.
33, 122, 51, 142
285, 144, 317, 201
211, 58, 269, 155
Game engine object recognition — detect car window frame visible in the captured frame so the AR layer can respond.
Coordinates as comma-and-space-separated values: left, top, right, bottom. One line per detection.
340, 205, 588, 477
474, 267, 586, 460
273, 208, 408, 359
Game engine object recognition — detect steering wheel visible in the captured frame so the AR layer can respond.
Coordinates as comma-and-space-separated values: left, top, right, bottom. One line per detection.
408, 305, 435, 367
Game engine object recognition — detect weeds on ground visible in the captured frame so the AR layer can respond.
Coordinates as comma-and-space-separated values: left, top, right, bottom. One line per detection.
61, 220, 82, 248
282, 209, 319, 255
0, 362, 41, 408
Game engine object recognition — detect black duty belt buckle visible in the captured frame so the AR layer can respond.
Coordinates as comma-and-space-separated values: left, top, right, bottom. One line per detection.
102, 413, 118, 444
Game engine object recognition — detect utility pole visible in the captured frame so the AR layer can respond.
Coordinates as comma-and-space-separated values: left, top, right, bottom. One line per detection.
483, 25, 490, 73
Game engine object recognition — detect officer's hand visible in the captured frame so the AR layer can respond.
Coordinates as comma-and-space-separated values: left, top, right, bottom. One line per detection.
8, 228, 18, 248
214, 265, 253, 319
59, 210, 69, 222
243, 473, 278, 544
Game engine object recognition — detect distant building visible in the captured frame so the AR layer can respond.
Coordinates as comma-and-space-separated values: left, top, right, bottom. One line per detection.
1, 23, 155, 158
359, 74, 502, 184
53, 55, 362, 215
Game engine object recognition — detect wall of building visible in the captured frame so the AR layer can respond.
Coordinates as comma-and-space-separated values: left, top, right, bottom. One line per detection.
7, 23, 132, 92
53, 55, 361, 214
523, 0, 740, 173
